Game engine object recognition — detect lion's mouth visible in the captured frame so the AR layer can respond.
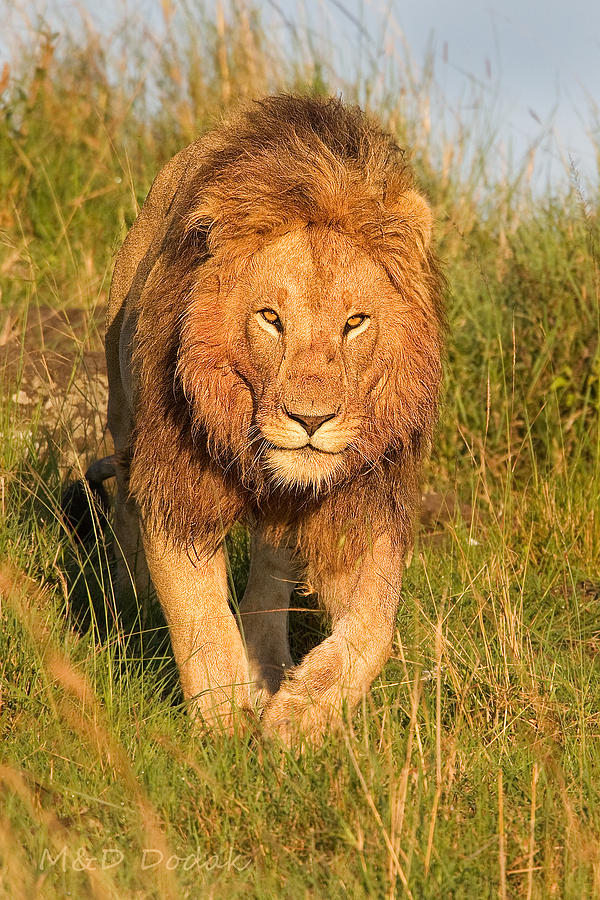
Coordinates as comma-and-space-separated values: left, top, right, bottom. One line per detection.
257, 413, 359, 456
262, 443, 346, 490
265, 442, 336, 456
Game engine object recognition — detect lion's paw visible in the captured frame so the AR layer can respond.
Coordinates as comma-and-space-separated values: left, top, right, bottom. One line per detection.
260, 682, 338, 746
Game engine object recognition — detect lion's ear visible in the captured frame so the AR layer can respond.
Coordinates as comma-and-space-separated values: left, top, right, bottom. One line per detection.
402, 189, 433, 249
382, 188, 433, 258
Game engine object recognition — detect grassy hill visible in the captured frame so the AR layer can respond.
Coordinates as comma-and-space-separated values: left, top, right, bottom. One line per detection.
1, 5, 599, 897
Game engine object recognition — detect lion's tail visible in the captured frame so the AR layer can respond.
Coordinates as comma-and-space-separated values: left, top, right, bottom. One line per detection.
61, 455, 116, 543
85, 455, 117, 485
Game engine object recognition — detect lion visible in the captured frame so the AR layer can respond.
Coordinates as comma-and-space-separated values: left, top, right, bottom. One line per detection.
95, 94, 445, 743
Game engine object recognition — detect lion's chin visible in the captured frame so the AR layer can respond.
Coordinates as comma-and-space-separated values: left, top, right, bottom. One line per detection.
263, 447, 345, 492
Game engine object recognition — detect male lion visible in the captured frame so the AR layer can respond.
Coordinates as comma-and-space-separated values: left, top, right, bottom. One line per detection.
99, 94, 444, 743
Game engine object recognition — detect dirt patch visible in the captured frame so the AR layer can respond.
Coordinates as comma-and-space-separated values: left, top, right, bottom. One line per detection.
420, 490, 473, 541
1, 304, 111, 472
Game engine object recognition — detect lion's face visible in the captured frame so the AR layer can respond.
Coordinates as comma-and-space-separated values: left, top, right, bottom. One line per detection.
231, 227, 394, 489
180, 222, 440, 494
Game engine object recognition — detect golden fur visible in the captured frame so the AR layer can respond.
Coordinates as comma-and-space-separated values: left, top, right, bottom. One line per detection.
104, 94, 445, 741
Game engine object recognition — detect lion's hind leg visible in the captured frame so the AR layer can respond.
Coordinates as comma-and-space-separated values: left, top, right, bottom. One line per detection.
112, 457, 153, 608
239, 531, 297, 706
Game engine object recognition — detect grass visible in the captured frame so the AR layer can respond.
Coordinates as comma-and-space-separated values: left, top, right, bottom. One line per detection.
1, 2, 599, 897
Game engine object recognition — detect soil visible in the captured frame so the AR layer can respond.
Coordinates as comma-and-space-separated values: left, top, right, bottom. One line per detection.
1, 303, 112, 475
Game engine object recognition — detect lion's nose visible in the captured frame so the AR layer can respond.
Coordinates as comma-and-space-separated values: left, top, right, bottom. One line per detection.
284, 409, 337, 437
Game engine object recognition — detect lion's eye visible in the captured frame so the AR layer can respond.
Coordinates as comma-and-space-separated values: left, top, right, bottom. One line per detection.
344, 314, 370, 337
258, 308, 283, 332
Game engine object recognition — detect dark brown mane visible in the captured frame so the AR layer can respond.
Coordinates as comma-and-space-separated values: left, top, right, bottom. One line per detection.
180, 95, 442, 306
127, 94, 445, 570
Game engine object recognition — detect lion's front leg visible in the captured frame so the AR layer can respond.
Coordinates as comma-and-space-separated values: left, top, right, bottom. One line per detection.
142, 528, 251, 731
261, 536, 403, 744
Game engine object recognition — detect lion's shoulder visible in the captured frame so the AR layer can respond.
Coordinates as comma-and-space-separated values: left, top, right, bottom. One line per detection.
106, 135, 214, 333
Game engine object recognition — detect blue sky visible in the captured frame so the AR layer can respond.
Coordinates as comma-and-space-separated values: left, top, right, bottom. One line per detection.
3, 0, 599, 188
280, 0, 599, 187
388, 0, 599, 183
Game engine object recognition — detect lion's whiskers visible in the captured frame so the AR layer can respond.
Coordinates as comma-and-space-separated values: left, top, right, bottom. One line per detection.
222, 429, 264, 476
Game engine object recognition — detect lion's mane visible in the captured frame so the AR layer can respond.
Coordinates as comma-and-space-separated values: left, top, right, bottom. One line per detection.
127, 95, 445, 572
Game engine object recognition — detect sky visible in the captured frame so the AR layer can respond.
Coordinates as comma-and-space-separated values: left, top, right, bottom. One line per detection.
284, 0, 599, 187
393, 0, 599, 184
2, 0, 599, 189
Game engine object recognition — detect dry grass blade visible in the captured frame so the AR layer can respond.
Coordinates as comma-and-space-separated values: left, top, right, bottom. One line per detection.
0, 562, 178, 900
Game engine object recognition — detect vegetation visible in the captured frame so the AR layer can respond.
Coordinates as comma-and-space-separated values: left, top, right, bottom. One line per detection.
1, 3, 599, 897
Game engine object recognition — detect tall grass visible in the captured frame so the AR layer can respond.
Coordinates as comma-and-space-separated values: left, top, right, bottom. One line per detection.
1, 2, 599, 897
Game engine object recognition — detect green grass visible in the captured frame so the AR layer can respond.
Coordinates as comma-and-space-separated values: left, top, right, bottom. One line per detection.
1, 3, 599, 898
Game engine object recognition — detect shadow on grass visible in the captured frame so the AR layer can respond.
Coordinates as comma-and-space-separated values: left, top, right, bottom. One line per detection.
59, 476, 180, 707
